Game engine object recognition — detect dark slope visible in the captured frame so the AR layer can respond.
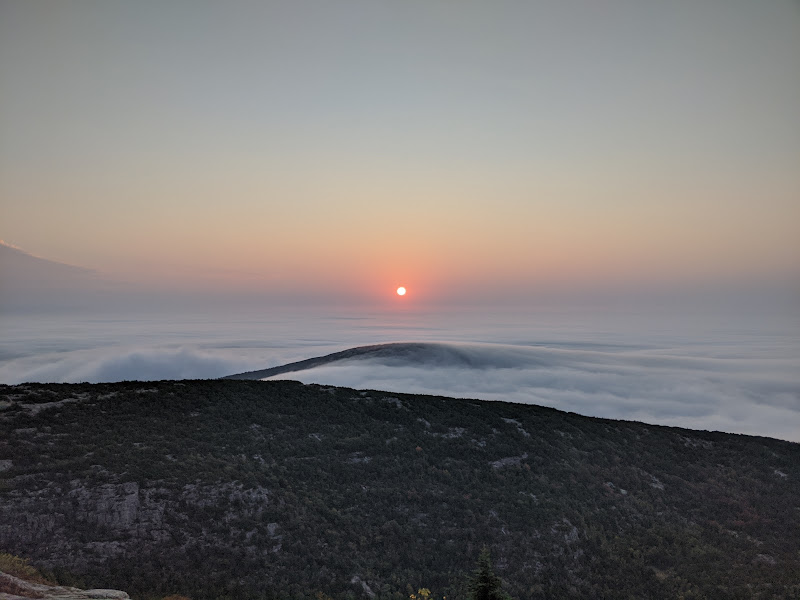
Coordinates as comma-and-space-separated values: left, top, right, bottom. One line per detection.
224, 340, 656, 382
222, 342, 512, 380
222, 343, 426, 379
0, 380, 798, 600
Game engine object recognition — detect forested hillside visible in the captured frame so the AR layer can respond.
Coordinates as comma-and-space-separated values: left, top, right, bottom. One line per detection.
1, 380, 798, 599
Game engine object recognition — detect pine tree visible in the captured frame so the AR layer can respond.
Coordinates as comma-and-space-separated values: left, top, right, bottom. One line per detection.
467, 547, 512, 600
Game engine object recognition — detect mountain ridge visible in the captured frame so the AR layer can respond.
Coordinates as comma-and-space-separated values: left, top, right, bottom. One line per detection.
222, 342, 486, 380
0, 379, 798, 599
0, 240, 106, 311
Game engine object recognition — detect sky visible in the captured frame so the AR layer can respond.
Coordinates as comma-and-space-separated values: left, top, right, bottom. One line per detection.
1, 0, 799, 309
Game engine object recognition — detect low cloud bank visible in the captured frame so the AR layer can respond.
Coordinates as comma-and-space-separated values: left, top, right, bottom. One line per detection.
0, 346, 269, 384
264, 342, 800, 442
1, 340, 797, 442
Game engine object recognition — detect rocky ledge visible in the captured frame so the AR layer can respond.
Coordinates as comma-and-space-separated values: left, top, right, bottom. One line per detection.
0, 570, 129, 600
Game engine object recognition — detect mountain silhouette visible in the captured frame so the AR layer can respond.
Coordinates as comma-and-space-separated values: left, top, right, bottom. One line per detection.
222, 342, 532, 380
0, 240, 104, 310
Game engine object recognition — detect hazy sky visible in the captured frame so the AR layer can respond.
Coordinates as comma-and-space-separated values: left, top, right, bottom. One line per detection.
1, 0, 798, 307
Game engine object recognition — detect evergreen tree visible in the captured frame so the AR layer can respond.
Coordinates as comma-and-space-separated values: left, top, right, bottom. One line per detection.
467, 548, 512, 600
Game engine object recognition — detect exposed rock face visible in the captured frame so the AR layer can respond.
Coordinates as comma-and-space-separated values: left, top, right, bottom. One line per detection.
0, 570, 129, 599
0, 479, 271, 571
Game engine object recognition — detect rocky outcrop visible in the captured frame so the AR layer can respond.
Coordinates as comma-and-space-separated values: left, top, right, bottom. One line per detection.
0, 479, 272, 572
0, 570, 129, 599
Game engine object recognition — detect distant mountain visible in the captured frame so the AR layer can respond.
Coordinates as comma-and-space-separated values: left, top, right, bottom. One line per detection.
0, 241, 107, 310
223, 342, 490, 380
0, 380, 798, 599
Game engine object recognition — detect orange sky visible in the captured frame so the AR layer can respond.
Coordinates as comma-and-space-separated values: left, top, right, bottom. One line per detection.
1, 1, 798, 309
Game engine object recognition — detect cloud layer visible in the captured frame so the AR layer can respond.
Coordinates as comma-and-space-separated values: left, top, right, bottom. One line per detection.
2, 337, 797, 442
0, 346, 268, 385
263, 342, 800, 442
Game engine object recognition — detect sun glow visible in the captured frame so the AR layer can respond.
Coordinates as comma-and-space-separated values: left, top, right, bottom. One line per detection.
396, 286, 406, 296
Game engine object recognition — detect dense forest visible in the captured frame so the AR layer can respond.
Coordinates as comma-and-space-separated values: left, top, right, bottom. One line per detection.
1, 380, 798, 599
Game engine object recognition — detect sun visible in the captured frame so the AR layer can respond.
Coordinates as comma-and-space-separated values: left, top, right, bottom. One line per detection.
396, 286, 406, 296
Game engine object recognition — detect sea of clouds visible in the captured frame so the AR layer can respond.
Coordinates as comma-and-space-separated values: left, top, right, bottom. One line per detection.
1, 308, 798, 441
264, 341, 800, 442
